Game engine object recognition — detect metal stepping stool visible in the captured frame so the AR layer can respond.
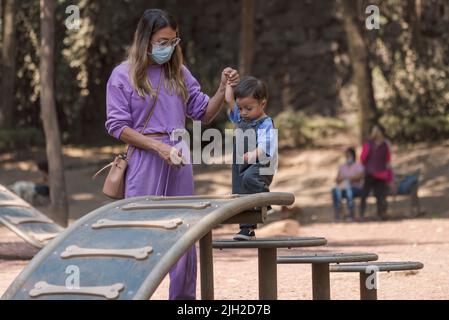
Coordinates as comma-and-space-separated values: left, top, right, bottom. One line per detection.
213, 237, 327, 300
277, 252, 378, 300
330, 261, 424, 300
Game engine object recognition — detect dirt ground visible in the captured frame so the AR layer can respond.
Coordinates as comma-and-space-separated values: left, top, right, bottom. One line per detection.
1, 218, 447, 300
1, 140, 448, 299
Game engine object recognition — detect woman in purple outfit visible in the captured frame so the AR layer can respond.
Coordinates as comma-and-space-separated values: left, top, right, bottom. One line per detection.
105, 9, 239, 300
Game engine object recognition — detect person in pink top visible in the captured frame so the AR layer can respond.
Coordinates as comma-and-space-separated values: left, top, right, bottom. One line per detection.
359, 124, 393, 220
332, 147, 365, 221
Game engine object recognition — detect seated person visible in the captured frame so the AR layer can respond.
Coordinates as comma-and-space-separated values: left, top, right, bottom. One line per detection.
332, 147, 364, 221
8, 159, 50, 206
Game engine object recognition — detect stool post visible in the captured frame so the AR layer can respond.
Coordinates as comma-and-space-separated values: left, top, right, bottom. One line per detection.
258, 248, 277, 300
199, 231, 214, 300
311, 263, 331, 300
359, 272, 378, 300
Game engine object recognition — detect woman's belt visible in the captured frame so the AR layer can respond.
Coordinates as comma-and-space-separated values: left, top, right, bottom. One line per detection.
143, 132, 169, 137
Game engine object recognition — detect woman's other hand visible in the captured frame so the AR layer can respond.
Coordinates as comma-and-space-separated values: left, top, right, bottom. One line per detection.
156, 142, 186, 167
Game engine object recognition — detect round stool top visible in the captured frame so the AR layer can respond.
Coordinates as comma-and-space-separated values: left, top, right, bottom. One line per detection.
213, 237, 327, 249
277, 252, 379, 264
330, 261, 424, 273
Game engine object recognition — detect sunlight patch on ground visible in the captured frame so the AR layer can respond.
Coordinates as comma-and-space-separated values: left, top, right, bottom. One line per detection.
1, 161, 36, 171
70, 193, 95, 201
63, 145, 125, 157
0, 153, 14, 162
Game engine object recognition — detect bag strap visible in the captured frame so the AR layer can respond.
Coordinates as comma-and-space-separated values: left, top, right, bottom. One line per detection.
126, 68, 164, 159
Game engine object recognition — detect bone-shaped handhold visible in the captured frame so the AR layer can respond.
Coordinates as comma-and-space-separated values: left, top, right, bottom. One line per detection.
91, 218, 183, 230
29, 281, 124, 299
0, 200, 31, 208
151, 194, 239, 201
121, 201, 211, 211
5, 215, 53, 225
29, 232, 59, 242
60, 245, 153, 260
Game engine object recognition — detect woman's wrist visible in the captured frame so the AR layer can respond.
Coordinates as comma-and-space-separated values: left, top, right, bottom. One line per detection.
218, 83, 226, 95
217, 85, 226, 106
145, 138, 162, 154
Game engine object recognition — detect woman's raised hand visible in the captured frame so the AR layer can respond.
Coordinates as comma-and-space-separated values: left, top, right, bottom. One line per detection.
221, 67, 239, 88
156, 142, 186, 167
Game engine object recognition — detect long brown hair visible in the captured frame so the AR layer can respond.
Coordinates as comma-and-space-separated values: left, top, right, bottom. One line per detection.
127, 9, 188, 102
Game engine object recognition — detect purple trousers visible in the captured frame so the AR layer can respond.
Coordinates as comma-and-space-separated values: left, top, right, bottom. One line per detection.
125, 137, 197, 300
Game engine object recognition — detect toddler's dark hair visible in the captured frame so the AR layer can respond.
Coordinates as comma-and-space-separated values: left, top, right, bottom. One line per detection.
234, 76, 268, 101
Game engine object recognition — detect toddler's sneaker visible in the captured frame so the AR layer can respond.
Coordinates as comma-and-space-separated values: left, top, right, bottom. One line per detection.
233, 228, 256, 241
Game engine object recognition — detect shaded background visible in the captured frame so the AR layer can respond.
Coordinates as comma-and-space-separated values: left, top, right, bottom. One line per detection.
1, 1, 449, 300
1, 0, 449, 150
1, 0, 449, 225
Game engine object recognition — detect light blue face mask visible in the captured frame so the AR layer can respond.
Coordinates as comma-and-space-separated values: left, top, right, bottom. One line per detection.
148, 44, 175, 65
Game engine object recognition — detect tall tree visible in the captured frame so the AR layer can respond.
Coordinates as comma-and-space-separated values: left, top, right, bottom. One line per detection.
406, 0, 422, 55
0, 0, 16, 129
340, 0, 378, 142
239, 0, 255, 77
40, 0, 69, 227
0, 0, 2, 43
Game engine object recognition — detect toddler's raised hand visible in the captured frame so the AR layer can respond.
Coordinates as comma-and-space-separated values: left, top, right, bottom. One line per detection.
225, 81, 235, 106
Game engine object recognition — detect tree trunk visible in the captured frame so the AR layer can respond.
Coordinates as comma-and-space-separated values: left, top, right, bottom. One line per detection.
0, 0, 2, 44
0, 0, 16, 129
406, 0, 422, 55
340, 0, 378, 143
239, 0, 255, 77
40, 0, 69, 227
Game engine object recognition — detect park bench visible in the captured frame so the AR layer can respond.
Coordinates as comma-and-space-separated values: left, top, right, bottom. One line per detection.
330, 261, 424, 300
390, 170, 422, 217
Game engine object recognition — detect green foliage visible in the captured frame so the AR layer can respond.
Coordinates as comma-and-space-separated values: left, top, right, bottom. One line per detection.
274, 110, 347, 148
381, 114, 449, 142
368, 0, 449, 142
7, 0, 240, 144
0, 128, 45, 151
3, 0, 449, 149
